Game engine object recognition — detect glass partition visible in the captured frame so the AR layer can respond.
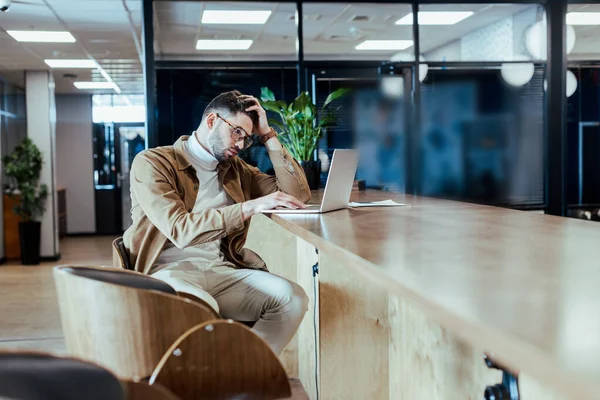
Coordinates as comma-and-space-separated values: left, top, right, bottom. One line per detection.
416, 4, 547, 207
566, 4, 600, 220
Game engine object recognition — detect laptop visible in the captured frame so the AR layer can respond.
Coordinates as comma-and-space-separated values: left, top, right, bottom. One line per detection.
261, 149, 358, 214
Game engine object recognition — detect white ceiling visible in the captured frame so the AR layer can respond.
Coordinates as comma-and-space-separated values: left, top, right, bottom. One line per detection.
1, 1, 599, 94
0, 0, 143, 94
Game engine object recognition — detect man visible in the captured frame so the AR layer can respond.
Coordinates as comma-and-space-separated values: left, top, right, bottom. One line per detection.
122, 90, 311, 355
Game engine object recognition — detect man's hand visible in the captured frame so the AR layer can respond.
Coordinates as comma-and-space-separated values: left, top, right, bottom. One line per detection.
240, 95, 271, 136
241, 191, 307, 221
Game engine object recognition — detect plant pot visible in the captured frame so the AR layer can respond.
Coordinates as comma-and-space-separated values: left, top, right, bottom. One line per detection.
19, 221, 41, 265
300, 160, 321, 190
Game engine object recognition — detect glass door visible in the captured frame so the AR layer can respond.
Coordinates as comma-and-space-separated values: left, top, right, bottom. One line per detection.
578, 122, 600, 205
117, 125, 145, 231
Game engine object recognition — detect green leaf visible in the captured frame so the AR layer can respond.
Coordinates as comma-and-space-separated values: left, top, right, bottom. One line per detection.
260, 87, 276, 102
304, 103, 316, 120
261, 100, 284, 114
322, 88, 351, 109
257, 88, 347, 162
318, 115, 337, 127
268, 118, 286, 132
1, 136, 47, 221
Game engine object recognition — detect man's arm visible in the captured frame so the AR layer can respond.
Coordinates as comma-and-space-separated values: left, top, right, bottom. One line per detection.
130, 153, 244, 249
240, 93, 311, 203
249, 136, 311, 203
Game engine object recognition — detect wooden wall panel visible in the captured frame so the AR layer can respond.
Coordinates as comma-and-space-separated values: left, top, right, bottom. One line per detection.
245, 215, 299, 377
319, 252, 390, 400
246, 216, 319, 399
389, 295, 500, 400
296, 238, 319, 400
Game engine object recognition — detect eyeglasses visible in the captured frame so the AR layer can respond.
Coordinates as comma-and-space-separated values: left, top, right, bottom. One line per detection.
216, 114, 253, 149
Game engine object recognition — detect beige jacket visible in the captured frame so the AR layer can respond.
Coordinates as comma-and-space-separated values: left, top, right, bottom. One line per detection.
119, 135, 311, 274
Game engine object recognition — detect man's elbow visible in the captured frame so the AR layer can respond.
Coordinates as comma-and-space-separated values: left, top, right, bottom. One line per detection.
169, 216, 191, 249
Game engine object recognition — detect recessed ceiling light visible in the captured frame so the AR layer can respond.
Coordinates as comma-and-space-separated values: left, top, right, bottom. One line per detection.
567, 12, 600, 25
74, 82, 120, 93
396, 11, 474, 25
355, 40, 413, 51
201, 10, 271, 24
44, 59, 97, 68
7, 30, 76, 43
196, 39, 253, 50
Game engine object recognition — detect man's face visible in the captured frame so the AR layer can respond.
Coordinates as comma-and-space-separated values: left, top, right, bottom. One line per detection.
207, 112, 253, 161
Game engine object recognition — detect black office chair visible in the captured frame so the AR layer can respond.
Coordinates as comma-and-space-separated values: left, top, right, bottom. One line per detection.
60, 266, 178, 295
0, 351, 180, 400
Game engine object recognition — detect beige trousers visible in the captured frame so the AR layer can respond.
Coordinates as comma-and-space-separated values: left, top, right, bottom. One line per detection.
151, 261, 308, 355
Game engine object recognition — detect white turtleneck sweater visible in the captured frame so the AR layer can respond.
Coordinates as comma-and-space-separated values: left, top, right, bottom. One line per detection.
155, 133, 233, 267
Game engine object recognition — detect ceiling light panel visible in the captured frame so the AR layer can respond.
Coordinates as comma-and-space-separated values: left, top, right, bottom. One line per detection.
396, 12, 474, 25
44, 59, 97, 68
567, 12, 600, 25
355, 40, 413, 51
201, 10, 272, 24
7, 30, 76, 43
74, 81, 120, 92
196, 39, 253, 50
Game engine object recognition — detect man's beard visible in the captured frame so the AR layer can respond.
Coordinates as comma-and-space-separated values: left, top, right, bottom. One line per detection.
208, 131, 228, 162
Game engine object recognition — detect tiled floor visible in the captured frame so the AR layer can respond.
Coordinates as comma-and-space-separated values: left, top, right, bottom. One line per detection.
0, 236, 116, 354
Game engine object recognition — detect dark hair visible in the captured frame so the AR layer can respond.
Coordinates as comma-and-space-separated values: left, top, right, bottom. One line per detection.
202, 90, 258, 127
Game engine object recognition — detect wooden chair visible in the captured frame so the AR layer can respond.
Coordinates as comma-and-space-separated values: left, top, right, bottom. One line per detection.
124, 380, 181, 400
53, 265, 219, 380
0, 351, 180, 400
113, 237, 133, 270
150, 320, 308, 400
111, 238, 219, 314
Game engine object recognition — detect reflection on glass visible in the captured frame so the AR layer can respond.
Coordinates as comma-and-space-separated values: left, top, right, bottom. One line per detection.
354, 88, 405, 192
303, 3, 413, 61
567, 4, 600, 61
565, 5, 600, 220
119, 126, 146, 230
0, 79, 27, 188
93, 123, 116, 189
154, 1, 296, 61
420, 66, 545, 206
420, 4, 545, 62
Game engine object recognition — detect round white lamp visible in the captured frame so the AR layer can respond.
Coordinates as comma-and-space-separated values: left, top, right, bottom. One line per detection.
500, 55, 535, 87
566, 70, 578, 97
390, 53, 429, 82
381, 76, 404, 98
543, 70, 578, 97
526, 20, 576, 60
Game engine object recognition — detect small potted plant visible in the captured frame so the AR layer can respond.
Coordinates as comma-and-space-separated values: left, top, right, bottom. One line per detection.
2, 137, 48, 265
260, 86, 350, 189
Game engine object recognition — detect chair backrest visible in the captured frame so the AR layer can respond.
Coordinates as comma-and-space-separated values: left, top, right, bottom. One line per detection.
0, 351, 125, 400
150, 320, 291, 400
61, 266, 177, 295
53, 265, 218, 380
113, 237, 133, 270
0, 351, 180, 400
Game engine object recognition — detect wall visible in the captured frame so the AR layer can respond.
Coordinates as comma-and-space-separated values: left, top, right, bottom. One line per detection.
55, 95, 96, 234
26, 71, 59, 258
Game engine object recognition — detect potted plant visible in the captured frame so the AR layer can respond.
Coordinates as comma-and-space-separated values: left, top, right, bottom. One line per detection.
260, 86, 350, 189
2, 137, 48, 265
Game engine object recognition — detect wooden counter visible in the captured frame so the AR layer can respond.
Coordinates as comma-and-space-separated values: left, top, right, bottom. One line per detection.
245, 190, 600, 400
